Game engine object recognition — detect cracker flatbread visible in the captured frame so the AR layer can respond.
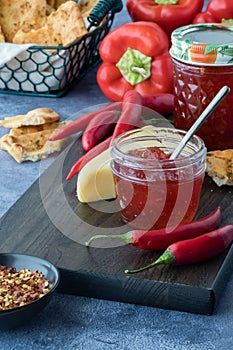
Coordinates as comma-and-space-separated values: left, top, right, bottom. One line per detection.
0, 120, 71, 163
0, 25, 5, 42
47, 0, 68, 10
9, 122, 62, 137
0, 0, 46, 43
79, 0, 99, 17
47, 0, 56, 7
13, 1, 88, 47
206, 149, 233, 186
0, 108, 60, 129
55, 0, 68, 8
46, 4, 56, 15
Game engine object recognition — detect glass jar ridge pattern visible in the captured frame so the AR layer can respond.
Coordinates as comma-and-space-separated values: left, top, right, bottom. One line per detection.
170, 24, 233, 151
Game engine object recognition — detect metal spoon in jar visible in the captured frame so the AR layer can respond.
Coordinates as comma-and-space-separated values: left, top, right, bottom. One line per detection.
170, 85, 230, 160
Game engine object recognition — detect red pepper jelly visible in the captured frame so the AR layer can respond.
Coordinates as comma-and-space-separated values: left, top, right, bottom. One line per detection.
170, 24, 233, 151
111, 127, 206, 230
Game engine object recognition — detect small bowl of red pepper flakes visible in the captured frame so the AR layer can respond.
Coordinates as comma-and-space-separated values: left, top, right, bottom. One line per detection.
0, 253, 60, 329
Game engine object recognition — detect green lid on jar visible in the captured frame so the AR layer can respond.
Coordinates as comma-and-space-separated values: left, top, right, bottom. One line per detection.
170, 23, 233, 66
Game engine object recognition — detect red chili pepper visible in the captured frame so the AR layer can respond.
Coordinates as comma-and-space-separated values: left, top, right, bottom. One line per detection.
125, 224, 233, 273
49, 102, 122, 141
67, 91, 142, 180
111, 90, 143, 140
82, 110, 119, 152
66, 136, 112, 180
126, 0, 204, 38
86, 207, 222, 249
141, 93, 174, 115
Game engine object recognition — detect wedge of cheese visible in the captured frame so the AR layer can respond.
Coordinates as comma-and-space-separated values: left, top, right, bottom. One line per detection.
76, 125, 176, 203
77, 147, 115, 202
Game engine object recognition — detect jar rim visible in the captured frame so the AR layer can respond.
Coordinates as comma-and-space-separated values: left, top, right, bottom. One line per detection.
170, 23, 233, 66
111, 127, 206, 170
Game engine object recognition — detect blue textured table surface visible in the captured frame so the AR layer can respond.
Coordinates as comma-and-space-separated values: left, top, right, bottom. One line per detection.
1, 1, 233, 349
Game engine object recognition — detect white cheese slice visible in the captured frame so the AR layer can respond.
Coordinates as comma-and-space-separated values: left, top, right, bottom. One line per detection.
76, 126, 175, 203
77, 147, 115, 202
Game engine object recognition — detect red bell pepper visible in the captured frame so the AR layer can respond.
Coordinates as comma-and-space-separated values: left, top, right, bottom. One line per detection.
193, 0, 233, 24
97, 21, 174, 102
126, 0, 204, 38
193, 11, 216, 24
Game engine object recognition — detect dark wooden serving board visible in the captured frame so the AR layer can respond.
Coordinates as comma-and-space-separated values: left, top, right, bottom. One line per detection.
1, 137, 233, 315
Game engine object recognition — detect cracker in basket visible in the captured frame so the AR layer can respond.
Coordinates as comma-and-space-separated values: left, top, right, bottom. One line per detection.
13, 1, 88, 47
47, 0, 56, 7
47, 0, 67, 9
46, 3, 56, 15
0, 120, 71, 163
0, 0, 47, 43
79, 0, 99, 18
55, 0, 69, 8
0, 25, 5, 42
49, 0, 88, 45
206, 149, 233, 186
0, 108, 60, 129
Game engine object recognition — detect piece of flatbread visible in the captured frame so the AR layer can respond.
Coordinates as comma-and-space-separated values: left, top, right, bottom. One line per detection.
47, 0, 56, 7
0, 108, 60, 129
47, 0, 69, 10
79, 0, 99, 17
0, 25, 5, 42
46, 4, 56, 15
80, 0, 100, 18
9, 122, 63, 137
0, 120, 71, 163
13, 1, 88, 47
206, 149, 233, 186
54, 0, 68, 8
0, 0, 46, 43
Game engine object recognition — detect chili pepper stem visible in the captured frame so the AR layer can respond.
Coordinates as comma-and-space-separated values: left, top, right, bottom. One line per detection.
85, 232, 133, 247
124, 249, 175, 274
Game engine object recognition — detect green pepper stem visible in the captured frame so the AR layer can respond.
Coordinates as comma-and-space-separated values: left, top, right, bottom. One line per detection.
222, 19, 233, 24
116, 48, 152, 86
124, 249, 175, 274
85, 231, 133, 247
131, 66, 147, 78
155, 0, 178, 4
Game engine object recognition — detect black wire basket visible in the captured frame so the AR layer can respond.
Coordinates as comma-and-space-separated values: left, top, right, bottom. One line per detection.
0, 0, 123, 98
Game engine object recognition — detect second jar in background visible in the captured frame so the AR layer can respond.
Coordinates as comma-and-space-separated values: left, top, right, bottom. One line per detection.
170, 23, 233, 151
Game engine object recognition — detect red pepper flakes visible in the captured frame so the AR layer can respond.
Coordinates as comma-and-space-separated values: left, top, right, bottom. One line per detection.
0, 264, 51, 310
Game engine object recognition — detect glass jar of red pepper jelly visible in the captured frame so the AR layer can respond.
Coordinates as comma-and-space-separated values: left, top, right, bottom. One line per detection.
111, 127, 206, 230
170, 24, 233, 151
